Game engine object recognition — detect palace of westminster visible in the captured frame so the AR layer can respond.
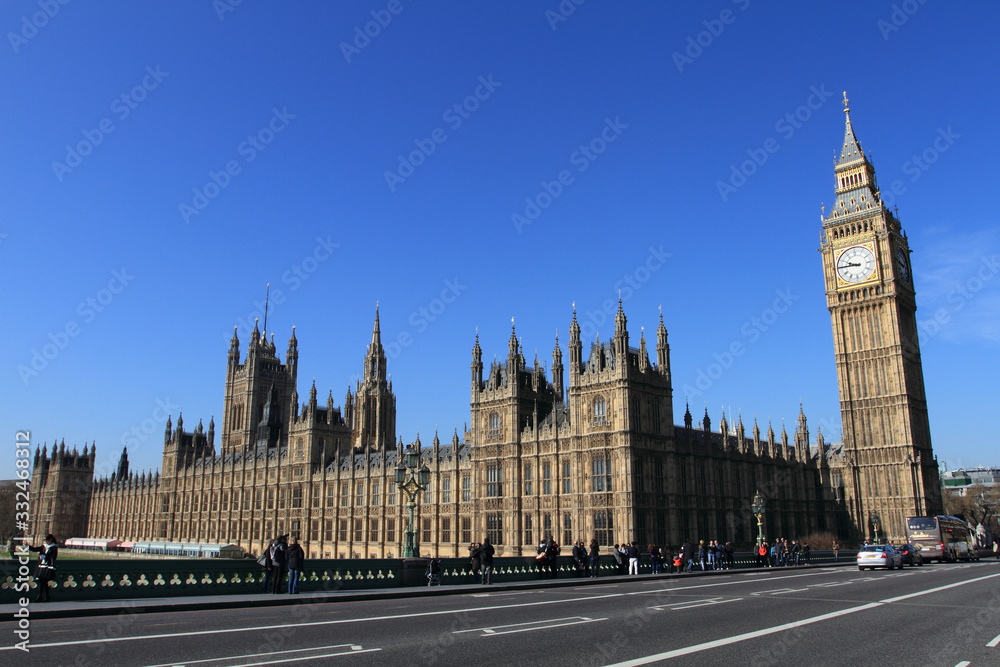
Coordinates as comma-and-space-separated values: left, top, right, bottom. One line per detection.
28, 97, 943, 558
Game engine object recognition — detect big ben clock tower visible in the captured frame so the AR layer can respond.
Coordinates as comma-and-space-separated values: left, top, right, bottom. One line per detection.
820, 93, 942, 543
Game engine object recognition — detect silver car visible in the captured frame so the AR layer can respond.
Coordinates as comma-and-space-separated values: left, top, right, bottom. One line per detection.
857, 544, 903, 570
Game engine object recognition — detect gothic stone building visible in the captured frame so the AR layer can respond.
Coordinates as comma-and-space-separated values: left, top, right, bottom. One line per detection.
28, 96, 938, 554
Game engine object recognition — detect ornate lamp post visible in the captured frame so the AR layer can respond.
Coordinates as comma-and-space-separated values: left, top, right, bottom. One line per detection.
870, 510, 881, 544
394, 443, 430, 558
751, 491, 766, 551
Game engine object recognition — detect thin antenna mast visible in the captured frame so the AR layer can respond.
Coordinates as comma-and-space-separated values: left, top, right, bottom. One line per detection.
262, 283, 270, 335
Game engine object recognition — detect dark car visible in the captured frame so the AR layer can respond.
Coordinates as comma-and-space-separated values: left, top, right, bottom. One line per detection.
897, 543, 924, 567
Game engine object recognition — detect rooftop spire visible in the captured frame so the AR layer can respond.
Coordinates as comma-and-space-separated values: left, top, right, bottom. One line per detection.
371, 302, 381, 347
262, 283, 270, 337
838, 90, 864, 166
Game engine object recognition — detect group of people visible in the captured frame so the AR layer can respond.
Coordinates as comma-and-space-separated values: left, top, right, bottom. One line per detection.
571, 539, 601, 577
258, 534, 305, 594
467, 538, 496, 584
606, 540, 737, 574
754, 538, 811, 567
534, 537, 562, 578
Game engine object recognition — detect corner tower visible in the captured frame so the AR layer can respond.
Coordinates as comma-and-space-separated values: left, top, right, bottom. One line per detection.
352, 305, 396, 451
820, 93, 942, 542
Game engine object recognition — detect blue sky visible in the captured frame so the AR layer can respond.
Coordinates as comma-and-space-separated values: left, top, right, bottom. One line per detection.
2, 0, 998, 481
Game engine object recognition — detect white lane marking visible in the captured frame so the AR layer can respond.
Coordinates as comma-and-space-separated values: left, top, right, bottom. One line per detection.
809, 581, 853, 588
751, 587, 808, 596
669, 598, 742, 611
4, 570, 847, 652
988, 632, 1000, 647
648, 597, 725, 610
144, 644, 363, 667
604, 571, 1000, 666
606, 601, 884, 666
145, 644, 379, 667
141, 644, 362, 667
470, 591, 536, 598
953, 661, 971, 667
454, 616, 606, 636
879, 572, 1000, 603
229, 648, 380, 667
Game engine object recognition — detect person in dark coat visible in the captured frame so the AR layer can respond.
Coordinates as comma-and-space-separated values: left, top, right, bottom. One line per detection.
286, 537, 305, 593
546, 539, 560, 578
28, 534, 58, 602
682, 540, 695, 572
470, 542, 482, 583
572, 541, 587, 577
260, 539, 273, 592
480, 538, 495, 584
270, 535, 287, 594
588, 539, 600, 578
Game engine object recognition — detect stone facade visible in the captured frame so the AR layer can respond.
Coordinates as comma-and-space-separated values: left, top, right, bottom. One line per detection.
29, 305, 842, 558
28, 97, 937, 554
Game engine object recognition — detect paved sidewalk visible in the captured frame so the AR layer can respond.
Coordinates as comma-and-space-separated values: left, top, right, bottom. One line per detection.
1, 561, 855, 620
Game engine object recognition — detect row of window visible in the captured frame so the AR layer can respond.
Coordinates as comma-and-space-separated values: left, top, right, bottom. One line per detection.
488, 457, 613, 498
160, 476, 477, 514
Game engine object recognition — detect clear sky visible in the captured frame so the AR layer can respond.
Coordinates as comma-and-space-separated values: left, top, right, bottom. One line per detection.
2, 1, 997, 481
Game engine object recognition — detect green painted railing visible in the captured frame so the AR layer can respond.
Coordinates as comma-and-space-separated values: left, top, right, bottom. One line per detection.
0, 557, 401, 602
0, 550, 855, 602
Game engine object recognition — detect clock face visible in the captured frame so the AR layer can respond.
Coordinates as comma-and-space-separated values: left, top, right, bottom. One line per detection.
895, 246, 911, 284
836, 245, 876, 284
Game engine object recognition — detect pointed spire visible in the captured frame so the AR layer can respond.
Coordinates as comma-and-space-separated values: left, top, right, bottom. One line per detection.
287, 325, 298, 361
251, 318, 260, 345
838, 90, 864, 166
614, 295, 626, 336
569, 302, 580, 340
684, 400, 692, 428
508, 317, 518, 356
371, 302, 382, 347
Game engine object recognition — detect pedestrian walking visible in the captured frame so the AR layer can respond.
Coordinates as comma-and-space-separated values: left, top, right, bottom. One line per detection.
286, 537, 305, 594
724, 541, 735, 570
707, 540, 716, 570
470, 542, 482, 583
627, 542, 640, 575
833, 540, 840, 562
683, 540, 695, 572
259, 539, 273, 593
480, 537, 495, 584
648, 543, 660, 574
589, 539, 600, 578
546, 538, 560, 578
28, 534, 58, 602
270, 534, 287, 594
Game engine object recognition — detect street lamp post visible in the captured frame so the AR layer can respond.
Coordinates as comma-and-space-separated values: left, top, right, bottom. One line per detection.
394, 443, 430, 558
870, 510, 881, 545
751, 491, 766, 552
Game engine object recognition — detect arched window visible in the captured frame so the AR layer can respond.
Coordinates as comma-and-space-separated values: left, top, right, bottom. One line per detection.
593, 397, 607, 424
488, 412, 501, 437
